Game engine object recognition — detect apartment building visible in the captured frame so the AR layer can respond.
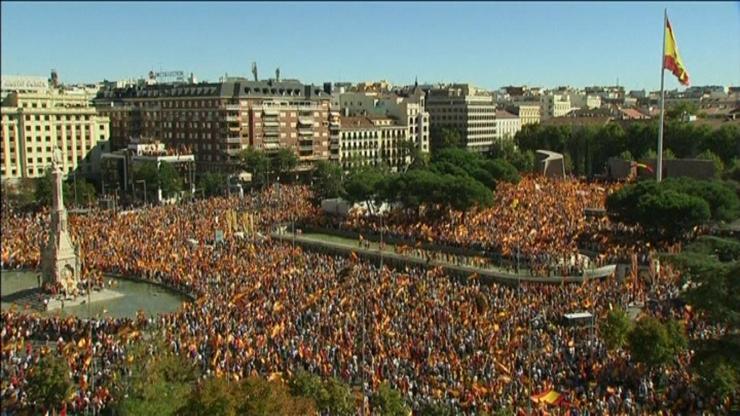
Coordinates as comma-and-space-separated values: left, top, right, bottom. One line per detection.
94, 77, 332, 172
339, 116, 409, 171
335, 88, 430, 154
506, 102, 541, 125
539, 94, 572, 119
1, 82, 110, 181
426, 84, 497, 153
493, 110, 522, 141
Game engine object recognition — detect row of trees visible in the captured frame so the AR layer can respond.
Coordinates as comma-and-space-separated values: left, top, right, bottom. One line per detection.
605, 177, 739, 238
514, 121, 739, 177
26, 336, 413, 416
602, 309, 687, 369
312, 148, 520, 213
1, 168, 99, 210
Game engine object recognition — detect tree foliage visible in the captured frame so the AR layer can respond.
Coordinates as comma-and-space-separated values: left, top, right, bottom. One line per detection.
601, 307, 633, 351
312, 160, 344, 201
26, 350, 75, 413
112, 338, 198, 416
273, 148, 298, 180
430, 127, 463, 152
515, 120, 740, 176
370, 382, 410, 416
198, 172, 227, 197
664, 236, 740, 399
33, 168, 98, 207
605, 178, 739, 238
241, 148, 272, 186
288, 370, 355, 416
133, 161, 183, 201
627, 317, 686, 369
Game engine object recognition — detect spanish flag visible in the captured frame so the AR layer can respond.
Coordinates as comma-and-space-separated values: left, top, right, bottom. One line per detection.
664, 14, 690, 86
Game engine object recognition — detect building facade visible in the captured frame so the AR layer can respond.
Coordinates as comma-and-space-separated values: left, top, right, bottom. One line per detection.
1, 86, 110, 181
539, 94, 572, 119
335, 89, 430, 155
506, 103, 541, 126
94, 78, 332, 172
339, 116, 409, 171
493, 110, 522, 142
426, 84, 497, 153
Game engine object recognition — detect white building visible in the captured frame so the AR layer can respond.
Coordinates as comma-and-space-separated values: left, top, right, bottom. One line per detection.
1, 83, 110, 181
567, 92, 602, 110
335, 89, 430, 154
426, 84, 497, 153
540, 94, 572, 118
494, 110, 521, 141
338, 116, 410, 171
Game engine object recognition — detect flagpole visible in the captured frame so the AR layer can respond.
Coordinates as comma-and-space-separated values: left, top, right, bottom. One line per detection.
657, 9, 667, 182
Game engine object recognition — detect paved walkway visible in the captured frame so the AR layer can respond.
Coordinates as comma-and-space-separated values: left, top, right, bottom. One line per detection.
272, 231, 616, 285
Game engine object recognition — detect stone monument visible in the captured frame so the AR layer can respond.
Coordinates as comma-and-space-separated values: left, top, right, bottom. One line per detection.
41, 148, 81, 297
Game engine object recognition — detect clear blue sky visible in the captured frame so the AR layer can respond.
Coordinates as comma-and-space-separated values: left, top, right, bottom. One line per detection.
2, 1, 738, 91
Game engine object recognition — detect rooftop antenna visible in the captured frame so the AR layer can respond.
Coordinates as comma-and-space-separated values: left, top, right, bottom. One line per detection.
252, 62, 258, 82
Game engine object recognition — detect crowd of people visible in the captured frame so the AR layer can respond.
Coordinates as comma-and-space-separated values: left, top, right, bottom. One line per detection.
317, 176, 621, 277
0, 182, 732, 414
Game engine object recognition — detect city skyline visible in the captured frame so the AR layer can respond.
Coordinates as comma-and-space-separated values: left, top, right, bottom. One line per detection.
1, 1, 738, 90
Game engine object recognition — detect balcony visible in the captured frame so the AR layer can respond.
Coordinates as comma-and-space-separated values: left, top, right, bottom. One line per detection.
225, 115, 239, 122
298, 117, 314, 126
263, 121, 279, 127
298, 129, 314, 136
264, 143, 279, 150
224, 104, 240, 111
262, 109, 279, 117
224, 137, 242, 144
264, 130, 279, 136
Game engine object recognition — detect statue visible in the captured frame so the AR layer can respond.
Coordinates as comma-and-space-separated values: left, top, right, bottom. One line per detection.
41, 147, 81, 298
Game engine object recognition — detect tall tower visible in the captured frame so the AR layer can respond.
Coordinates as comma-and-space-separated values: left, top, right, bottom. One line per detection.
41, 148, 81, 297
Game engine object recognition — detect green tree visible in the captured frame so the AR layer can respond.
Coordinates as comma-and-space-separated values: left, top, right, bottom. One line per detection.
695, 150, 725, 178
26, 351, 74, 413
601, 307, 633, 351
430, 127, 463, 152
322, 377, 356, 416
34, 168, 55, 206
289, 371, 355, 416
370, 382, 410, 416
273, 148, 298, 181
666, 101, 698, 120
133, 161, 183, 201
606, 181, 712, 238
179, 376, 241, 416
665, 237, 739, 399
344, 166, 386, 213
312, 160, 344, 201
702, 124, 739, 165
198, 172, 227, 197
418, 401, 454, 415
627, 317, 686, 369
241, 148, 271, 186
113, 338, 199, 416
240, 375, 316, 416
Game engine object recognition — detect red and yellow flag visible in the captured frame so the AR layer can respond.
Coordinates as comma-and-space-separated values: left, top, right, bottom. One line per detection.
664, 16, 690, 86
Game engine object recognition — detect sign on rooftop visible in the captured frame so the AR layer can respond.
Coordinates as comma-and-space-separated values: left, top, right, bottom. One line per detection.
1, 75, 48, 91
